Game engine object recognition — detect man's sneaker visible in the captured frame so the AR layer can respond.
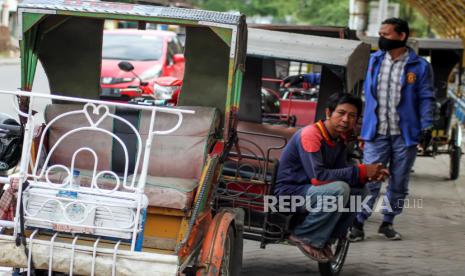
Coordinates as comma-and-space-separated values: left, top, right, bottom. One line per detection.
348, 226, 365, 242
348, 219, 365, 242
378, 224, 402, 240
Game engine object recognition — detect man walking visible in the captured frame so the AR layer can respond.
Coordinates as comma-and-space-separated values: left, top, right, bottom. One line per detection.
349, 18, 435, 241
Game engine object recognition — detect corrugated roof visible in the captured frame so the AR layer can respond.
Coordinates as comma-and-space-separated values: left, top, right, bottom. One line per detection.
18, 0, 242, 25
406, 0, 465, 42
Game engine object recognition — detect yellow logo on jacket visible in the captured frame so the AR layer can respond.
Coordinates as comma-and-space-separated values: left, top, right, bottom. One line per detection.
407, 72, 416, 84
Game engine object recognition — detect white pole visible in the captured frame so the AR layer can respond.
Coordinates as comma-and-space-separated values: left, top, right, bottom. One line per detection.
377, 0, 389, 27
1, 1, 9, 27
349, 0, 369, 34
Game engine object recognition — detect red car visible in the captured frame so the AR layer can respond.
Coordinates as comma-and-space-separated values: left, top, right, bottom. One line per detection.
100, 29, 185, 99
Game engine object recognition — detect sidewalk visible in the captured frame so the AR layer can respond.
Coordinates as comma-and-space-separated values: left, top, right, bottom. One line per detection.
241, 153, 465, 275
0, 57, 20, 65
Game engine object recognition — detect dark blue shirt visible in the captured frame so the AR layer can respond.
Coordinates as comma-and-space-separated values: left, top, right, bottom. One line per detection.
274, 121, 366, 196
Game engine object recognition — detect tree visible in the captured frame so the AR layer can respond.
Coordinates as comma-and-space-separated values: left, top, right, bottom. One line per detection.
189, 0, 429, 36
192, 0, 350, 25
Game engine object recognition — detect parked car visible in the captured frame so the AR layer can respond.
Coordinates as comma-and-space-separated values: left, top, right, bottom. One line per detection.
100, 29, 185, 99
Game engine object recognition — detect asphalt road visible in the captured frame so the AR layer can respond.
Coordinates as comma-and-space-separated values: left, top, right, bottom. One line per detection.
0, 61, 50, 122
242, 153, 465, 275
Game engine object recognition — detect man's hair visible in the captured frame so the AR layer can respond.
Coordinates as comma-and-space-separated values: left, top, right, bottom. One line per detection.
382, 17, 410, 41
326, 93, 363, 117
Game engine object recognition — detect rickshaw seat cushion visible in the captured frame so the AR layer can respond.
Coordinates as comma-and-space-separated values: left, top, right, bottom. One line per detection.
237, 121, 297, 160
143, 176, 197, 210
42, 169, 198, 210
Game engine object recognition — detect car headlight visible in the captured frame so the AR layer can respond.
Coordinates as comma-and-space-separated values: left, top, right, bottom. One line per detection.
154, 83, 179, 100
140, 64, 162, 81
101, 77, 134, 84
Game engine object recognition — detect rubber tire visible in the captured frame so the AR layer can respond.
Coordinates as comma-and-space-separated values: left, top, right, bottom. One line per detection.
317, 239, 350, 276
219, 227, 236, 276
450, 145, 461, 180
184, 228, 238, 276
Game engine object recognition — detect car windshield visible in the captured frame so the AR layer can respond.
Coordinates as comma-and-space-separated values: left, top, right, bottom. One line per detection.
102, 34, 164, 61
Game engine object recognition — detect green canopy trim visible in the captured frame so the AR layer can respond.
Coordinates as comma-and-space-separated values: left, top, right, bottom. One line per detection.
209, 26, 232, 47
20, 25, 39, 91
21, 12, 47, 34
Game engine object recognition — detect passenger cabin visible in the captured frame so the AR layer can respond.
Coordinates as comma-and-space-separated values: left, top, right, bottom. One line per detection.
236, 28, 370, 162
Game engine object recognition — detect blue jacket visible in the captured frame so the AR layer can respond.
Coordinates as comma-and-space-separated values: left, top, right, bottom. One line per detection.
361, 49, 435, 146
303, 73, 321, 85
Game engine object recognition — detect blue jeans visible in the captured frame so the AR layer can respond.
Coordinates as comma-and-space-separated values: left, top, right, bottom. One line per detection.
357, 134, 417, 224
293, 181, 358, 248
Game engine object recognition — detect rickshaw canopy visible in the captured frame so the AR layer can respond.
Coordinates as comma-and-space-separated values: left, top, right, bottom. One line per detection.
416, 38, 464, 99
243, 28, 370, 122
247, 28, 370, 93
18, 0, 247, 136
248, 24, 358, 39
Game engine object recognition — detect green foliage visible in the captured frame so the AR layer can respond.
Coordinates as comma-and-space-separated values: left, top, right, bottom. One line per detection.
397, 1, 432, 37
294, 0, 349, 26
192, 0, 350, 25
189, 0, 429, 36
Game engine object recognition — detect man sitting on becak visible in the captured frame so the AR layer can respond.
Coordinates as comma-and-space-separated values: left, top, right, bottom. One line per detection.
274, 93, 388, 261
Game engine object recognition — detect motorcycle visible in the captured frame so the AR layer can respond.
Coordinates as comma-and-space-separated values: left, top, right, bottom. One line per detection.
117, 61, 182, 106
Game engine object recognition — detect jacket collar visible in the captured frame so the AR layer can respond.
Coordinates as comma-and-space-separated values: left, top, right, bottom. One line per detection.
316, 120, 337, 147
373, 47, 420, 65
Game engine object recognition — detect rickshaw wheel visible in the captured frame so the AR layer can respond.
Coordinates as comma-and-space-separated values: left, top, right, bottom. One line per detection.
219, 227, 235, 275
450, 145, 461, 180
196, 209, 243, 276
317, 238, 349, 276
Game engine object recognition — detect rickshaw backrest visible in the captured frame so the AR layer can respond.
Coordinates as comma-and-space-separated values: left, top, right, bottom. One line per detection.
44, 104, 220, 181
237, 121, 297, 160
44, 104, 115, 171
138, 106, 220, 180
279, 100, 317, 127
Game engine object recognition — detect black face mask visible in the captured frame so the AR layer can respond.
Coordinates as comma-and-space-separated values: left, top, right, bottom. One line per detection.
378, 36, 407, 51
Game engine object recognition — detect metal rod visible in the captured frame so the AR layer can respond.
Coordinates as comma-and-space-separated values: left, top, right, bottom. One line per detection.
48, 232, 59, 276
112, 240, 122, 276
0, 220, 15, 228
91, 237, 101, 276
14, 97, 35, 237
0, 89, 195, 113
27, 229, 39, 276
69, 235, 79, 276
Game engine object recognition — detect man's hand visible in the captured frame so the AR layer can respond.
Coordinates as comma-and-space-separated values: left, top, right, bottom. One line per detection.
419, 127, 433, 150
375, 168, 390, 181
365, 163, 389, 182
282, 74, 305, 87
366, 163, 382, 180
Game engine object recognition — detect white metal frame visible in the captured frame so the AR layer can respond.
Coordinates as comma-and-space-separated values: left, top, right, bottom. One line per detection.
0, 89, 194, 258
